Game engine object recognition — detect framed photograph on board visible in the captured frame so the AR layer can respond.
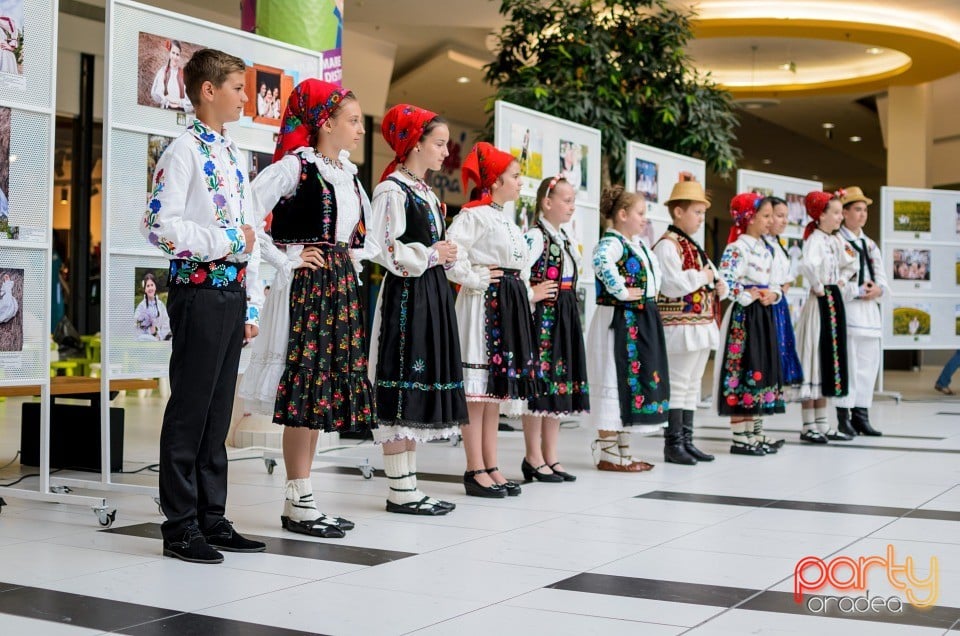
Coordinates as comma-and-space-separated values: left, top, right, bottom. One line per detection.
137, 33, 204, 113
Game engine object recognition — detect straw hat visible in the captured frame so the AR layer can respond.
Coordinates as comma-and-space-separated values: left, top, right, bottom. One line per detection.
839, 186, 873, 206
665, 180, 711, 209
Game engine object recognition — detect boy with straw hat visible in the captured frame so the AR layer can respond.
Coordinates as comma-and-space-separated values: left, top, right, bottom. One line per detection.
654, 179, 728, 465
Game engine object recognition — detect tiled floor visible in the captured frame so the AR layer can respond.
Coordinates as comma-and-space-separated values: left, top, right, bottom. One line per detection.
0, 366, 958, 635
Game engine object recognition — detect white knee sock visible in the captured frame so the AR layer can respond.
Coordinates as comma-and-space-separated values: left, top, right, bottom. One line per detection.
283, 478, 320, 522
814, 406, 828, 433
802, 408, 815, 433
384, 452, 421, 505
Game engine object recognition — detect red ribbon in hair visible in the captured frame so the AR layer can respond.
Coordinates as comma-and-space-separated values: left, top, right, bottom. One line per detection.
379, 104, 439, 182
461, 142, 516, 209
803, 191, 835, 239
273, 79, 351, 162
726, 192, 763, 244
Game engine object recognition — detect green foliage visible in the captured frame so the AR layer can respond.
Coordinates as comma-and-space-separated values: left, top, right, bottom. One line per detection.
484, 0, 741, 184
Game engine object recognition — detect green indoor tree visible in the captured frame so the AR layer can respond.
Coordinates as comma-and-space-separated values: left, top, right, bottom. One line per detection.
485, 0, 741, 184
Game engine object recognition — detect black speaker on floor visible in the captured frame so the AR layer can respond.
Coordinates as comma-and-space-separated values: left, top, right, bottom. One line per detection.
19, 402, 124, 472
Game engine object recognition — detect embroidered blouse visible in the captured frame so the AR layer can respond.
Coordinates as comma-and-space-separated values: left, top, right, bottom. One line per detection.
446, 205, 534, 301
369, 171, 443, 278
764, 235, 794, 287
718, 234, 782, 306
525, 218, 581, 281
142, 119, 256, 324
593, 229, 661, 302
800, 229, 860, 301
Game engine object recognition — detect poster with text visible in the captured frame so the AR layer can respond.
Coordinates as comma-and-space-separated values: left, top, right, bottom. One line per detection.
0, 0, 24, 91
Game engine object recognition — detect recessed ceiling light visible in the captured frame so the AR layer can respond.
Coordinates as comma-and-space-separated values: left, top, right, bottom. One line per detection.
866, 47, 884, 55
822, 122, 835, 129
456, 76, 470, 84
849, 135, 862, 142
778, 63, 791, 71
762, 158, 772, 165
812, 175, 820, 180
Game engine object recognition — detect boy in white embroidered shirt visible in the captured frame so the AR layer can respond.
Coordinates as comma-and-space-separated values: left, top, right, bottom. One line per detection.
141, 48, 265, 564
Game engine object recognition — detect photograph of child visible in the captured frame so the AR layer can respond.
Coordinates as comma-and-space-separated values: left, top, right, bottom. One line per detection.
0, 267, 23, 351
137, 33, 203, 112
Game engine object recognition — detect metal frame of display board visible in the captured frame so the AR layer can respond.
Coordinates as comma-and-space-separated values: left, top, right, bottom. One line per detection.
0, 0, 112, 524
49, 0, 369, 511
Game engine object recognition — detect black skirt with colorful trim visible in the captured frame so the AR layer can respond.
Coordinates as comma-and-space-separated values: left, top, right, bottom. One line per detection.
273, 244, 376, 433
528, 288, 589, 415
484, 270, 541, 399
717, 300, 786, 416
612, 303, 670, 425
375, 265, 469, 430
815, 284, 849, 398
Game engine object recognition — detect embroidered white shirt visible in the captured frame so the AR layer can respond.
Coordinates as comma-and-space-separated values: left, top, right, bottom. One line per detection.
369, 170, 442, 278
719, 234, 782, 306
593, 229, 662, 300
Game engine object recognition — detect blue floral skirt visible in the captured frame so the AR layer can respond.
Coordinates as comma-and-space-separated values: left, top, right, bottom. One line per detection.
771, 295, 803, 386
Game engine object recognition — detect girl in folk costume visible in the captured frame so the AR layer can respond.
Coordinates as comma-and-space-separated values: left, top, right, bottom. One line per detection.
134, 272, 171, 341
520, 176, 589, 483
368, 104, 466, 515
586, 185, 669, 472
150, 39, 193, 112
716, 193, 785, 456
653, 181, 727, 465
447, 142, 544, 498
835, 187, 885, 436
764, 197, 804, 395
794, 191, 860, 443
250, 79, 378, 537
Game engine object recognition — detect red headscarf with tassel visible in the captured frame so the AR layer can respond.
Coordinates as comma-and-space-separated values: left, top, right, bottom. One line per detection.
273, 79, 352, 162
726, 192, 764, 244
461, 142, 516, 209
803, 191, 836, 239
379, 104, 439, 182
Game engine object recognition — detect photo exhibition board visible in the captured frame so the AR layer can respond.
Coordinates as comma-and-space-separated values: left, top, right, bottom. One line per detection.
0, 0, 56, 384
626, 140, 707, 247
736, 169, 823, 327
493, 100, 601, 328
104, 0, 326, 378
880, 186, 960, 350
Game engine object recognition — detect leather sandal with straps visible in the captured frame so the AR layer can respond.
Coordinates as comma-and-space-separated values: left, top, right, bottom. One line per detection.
592, 437, 654, 472
386, 496, 453, 516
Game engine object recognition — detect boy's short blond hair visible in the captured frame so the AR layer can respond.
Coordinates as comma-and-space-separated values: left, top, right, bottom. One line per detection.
183, 48, 245, 106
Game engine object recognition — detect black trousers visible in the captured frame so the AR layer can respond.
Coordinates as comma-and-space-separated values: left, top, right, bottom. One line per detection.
159, 285, 245, 541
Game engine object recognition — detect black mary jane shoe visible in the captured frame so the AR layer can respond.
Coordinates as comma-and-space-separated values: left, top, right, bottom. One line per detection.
521, 459, 563, 483
486, 467, 522, 496
280, 516, 347, 539
386, 496, 452, 516
548, 462, 577, 482
464, 469, 507, 498
730, 441, 766, 456
825, 429, 854, 442
799, 430, 829, 444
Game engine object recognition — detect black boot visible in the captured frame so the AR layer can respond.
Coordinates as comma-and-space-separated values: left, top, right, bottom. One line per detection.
681, 410, 714, 461
850, 407, 882, 436
836, 407, 857, 438
664, 410, 697, 465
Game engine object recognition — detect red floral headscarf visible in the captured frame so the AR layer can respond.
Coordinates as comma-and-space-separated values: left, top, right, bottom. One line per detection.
726, 192, 764, 244
461, 142, 516, 209
803, 191, 836, 239
273, 79, 352, 162
379, 104, 439, 182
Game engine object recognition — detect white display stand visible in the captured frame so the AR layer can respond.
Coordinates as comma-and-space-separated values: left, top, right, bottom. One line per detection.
50, 0, 367, 505
736, 169, 822, 327
627, 140, 707, 247
493, 100, 602, 328
0, 0, 111, 522
880, 186, 960, 351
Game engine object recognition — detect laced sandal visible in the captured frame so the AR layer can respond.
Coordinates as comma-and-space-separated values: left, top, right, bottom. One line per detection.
731, 431, 766, 456
280, 515, 347, 538
752, 419, 784, 450
799, 429, 828, 444
386, 496, 452, 516
593, 437, 653, 472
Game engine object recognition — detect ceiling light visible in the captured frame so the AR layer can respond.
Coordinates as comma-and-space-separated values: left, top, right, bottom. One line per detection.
456, 76, 470, 84
812, 175, 820, 180
849, 135, 862, 142
778, 63, 791, 71
733, 98, 780, 110
822, 122, 835, 129
762, 158, 772, 165
866, 47, 884, 55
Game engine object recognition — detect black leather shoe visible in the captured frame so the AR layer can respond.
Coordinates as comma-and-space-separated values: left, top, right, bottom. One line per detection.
825, 429, 854, 441
203, 519, 266, 553
730, 441, 766, 456
163, 526, 224, 564
836, 407, 857, 438
800, 430, 829, 444
386, 496, 452, 516
682, 410, 715, 461
521, 458, 563, 483
664, 411, 697, 465
464, 470, 506, 498
548, 462, 576, 481
486, 467, 521, 496
851, 407, 882, 436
